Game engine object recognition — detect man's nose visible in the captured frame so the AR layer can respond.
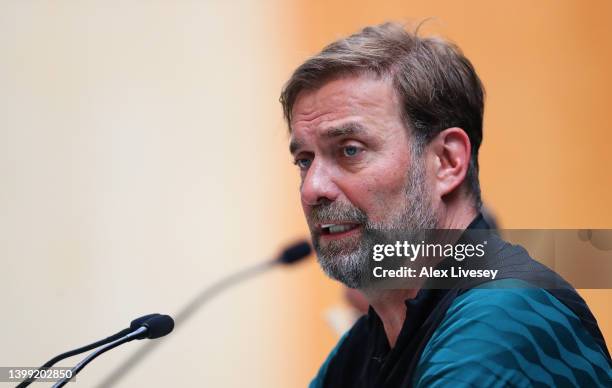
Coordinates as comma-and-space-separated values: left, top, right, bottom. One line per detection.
301, 160, 340, 206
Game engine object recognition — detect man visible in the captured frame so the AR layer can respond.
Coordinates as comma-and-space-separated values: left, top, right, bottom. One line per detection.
280, 23, 611, 387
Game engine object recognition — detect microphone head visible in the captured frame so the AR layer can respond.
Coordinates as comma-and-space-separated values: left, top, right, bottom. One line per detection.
130, 314, 161, 330
142, 314, 174, 339
277, 240, 312, 265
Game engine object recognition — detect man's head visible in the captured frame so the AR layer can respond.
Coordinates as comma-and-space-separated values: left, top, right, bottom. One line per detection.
281, 23, 485, 288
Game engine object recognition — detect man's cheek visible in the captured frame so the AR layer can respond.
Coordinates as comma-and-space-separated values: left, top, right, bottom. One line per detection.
304, 213, 318, 235
302, 204, 313, 222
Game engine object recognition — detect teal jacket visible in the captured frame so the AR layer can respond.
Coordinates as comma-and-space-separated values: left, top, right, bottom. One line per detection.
311, 280, 611, 387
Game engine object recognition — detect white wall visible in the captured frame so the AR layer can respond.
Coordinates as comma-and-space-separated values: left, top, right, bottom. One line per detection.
0, 1, 312, 386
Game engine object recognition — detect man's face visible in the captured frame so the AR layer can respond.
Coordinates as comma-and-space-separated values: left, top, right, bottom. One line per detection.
289, 74, 437, 288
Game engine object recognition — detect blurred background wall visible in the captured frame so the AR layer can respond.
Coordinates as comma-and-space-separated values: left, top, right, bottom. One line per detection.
1, 1, 610, 387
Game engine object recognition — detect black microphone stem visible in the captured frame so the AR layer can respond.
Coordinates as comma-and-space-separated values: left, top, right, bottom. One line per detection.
52, 327, 147, 388
16, 328, 134, 388
96, 259, 277, 388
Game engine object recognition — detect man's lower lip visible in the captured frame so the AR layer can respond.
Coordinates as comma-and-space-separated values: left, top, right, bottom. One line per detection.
320, 225, 361, 240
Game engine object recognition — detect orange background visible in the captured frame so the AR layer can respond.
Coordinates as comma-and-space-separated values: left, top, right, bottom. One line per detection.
281, 0, 612, 385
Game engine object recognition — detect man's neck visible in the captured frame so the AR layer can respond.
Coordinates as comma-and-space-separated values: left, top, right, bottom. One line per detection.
364, 204, 479, 348
363, 288, 417, 348
437, 201, 479, 230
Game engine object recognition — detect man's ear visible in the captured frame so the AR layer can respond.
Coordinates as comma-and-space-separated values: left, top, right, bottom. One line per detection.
428, 127, 471, 198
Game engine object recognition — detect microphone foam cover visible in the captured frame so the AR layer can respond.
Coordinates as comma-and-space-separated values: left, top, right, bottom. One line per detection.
278, 241, 312, 265
130, 314, 161, 330
143, 315, 175, 339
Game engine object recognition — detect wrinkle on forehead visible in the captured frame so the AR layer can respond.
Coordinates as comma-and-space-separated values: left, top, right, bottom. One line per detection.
289, 75, 404, 144
291, 75, 400, 131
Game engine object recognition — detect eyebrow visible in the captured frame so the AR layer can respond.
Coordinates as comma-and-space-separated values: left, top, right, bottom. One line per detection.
289, 122, 367, 154
289, 138, 302, 155
324, 122, 366, 138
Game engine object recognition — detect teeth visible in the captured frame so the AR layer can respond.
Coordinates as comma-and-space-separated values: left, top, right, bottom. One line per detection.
328, 224, 354, 234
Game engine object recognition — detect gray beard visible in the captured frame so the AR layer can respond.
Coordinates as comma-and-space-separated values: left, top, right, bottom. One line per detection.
309, 159, 437, 289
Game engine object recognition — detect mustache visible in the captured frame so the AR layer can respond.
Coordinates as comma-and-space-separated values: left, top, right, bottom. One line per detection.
308, 201, 368, 225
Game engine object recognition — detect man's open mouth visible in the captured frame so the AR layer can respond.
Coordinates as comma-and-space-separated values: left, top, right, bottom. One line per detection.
320, 223, 360, 236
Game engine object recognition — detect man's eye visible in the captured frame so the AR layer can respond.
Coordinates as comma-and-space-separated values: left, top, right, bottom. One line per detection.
294, 158, 312, 169
342, 145, 361, 157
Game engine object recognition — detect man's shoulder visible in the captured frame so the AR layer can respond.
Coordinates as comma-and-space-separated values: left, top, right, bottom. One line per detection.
414, 279, 612, 387
308, 314, 370, 388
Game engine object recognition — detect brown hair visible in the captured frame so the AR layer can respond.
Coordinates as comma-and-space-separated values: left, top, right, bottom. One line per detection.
280, 22, 485, 207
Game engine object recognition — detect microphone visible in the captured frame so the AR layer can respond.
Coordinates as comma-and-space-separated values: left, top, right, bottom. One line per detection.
134, 314, 175, 339
96, 240, 312, 387
278, 241, 312, 265
50, 314, 174, 388
16, 314, 173, 388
